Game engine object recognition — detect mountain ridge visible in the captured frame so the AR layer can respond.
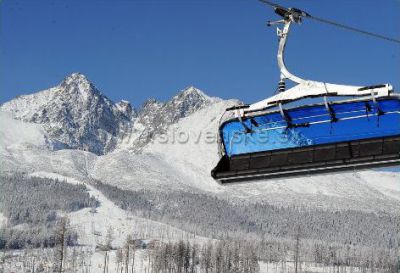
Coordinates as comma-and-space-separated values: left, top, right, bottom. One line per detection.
1, 73, 218, 155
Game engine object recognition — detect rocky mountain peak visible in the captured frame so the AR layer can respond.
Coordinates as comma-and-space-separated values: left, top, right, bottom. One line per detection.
62, 72, 90, 85
0, 73, 135, 155
142, 98, 162, 109
179, 85, 207, 97
172, 86, 212, 105
127, 86, 220, 152
166, 86, 215, 121
116, 100, 135, 118
59, 72, 101, 101
1, 74, 222, 155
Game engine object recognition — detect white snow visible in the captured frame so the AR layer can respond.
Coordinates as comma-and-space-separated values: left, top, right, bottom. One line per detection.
176, 86, 221, 103
29, 172, 209, 248
0, 87, 57, 119
0, 111, 46, 149
0, 213, 7, 227
144, 99, 237, 192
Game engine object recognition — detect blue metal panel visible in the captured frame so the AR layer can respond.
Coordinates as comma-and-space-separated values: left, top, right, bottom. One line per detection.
221, 98, 400, 156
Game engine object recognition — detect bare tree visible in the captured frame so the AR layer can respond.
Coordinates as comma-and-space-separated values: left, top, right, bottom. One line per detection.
105, 226, 114, 250
184, 241, 190, 273
294, 226, 301, 273
131, 244, 136, 273
54, 217, 69, 273
190, 243, 198, 273
103, 251, 108, 273
116, 248, 123, 273
71, 247, 78, 273
125, 240, 130, 273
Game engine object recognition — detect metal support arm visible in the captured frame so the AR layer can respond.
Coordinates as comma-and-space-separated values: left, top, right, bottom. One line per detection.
247, 17, 393, 112
276, 21, 305, 84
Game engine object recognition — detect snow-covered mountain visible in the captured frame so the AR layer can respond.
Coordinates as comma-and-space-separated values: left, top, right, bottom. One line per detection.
0, 73, 217, 155
1, 72, 399, 214
1, 73, 134, 154
120, 86, 220, 152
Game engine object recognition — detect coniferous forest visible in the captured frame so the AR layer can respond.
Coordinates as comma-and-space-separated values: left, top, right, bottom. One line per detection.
0, 174, 398, 272
0, 174, 98, 249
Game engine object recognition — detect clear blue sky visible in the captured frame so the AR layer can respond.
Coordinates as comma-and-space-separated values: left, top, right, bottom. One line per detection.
1, 0, 399, 107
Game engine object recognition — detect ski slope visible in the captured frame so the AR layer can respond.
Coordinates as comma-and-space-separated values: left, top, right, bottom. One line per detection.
29, 172, 209, 248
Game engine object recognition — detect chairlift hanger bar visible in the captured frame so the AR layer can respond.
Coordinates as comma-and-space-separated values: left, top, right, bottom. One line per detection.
259, 0, 400, 44
244, 1, 394, 112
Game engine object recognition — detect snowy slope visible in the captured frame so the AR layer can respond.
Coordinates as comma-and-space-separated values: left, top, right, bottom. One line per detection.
90, 150, 194, 192
143, 99, 238, 192
29, 172, 209, 248
143, 98, 400, 212
0, 110, 97, 178
0, 213, 7, 228
1, 74, 399, 214
0, 111, 46, 149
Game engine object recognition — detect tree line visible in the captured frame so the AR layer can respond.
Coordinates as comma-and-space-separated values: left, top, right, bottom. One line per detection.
0, 174, 98, 249
93, 180, 398, 250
